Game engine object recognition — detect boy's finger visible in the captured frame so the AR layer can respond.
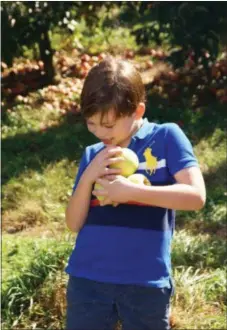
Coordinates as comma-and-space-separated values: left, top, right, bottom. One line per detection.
105, 175, 118, 181
92, 189, 108, 197
107, 168, 121, 175
105, 147, 122, 157
100, 198, 112, 206
112, 202, 119, 207
103, 168, 121, 175
96, 177, 108, 186
107, 157, 124, 165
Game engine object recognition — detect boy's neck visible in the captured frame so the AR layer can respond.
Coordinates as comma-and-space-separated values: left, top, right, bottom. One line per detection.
132, 118, 144, 136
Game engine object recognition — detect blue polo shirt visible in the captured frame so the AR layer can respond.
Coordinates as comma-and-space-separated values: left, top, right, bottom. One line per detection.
65, 118, 198, 288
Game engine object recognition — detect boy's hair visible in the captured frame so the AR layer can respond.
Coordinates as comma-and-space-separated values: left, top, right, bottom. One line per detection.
80, 56, 145, 122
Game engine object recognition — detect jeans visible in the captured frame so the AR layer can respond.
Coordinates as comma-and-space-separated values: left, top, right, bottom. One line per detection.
66, 276, 173, 330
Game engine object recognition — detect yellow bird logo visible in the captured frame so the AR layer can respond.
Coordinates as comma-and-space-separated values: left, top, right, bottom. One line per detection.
143, 147, 158, 175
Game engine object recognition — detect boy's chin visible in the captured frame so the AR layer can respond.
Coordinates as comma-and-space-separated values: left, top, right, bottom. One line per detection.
103, 141, 116, 146
101, 139, 118, 146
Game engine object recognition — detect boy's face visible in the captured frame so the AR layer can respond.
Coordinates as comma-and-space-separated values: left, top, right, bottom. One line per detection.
86, 107, 143, 147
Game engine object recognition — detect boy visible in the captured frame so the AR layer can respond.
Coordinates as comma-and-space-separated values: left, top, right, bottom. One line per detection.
65, 56, 206, 330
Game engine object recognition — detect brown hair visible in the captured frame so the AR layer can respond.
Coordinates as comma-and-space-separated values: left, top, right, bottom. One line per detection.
80, 56, 145, 122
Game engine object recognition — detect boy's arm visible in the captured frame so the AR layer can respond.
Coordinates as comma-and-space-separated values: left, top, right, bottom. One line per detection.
65, 148, 91, 232
93, 124, 206, 210
65, 172, 93, 232
128, 123, 206, 210
94, 165, 206, 210
128, 166, 206, 210
65, 145, 123, 232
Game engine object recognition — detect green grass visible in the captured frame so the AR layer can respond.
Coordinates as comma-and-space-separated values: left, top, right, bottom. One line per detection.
171, 266, 226, 329
2, 233, 226, 330
2, 235, 74, 329
2, 160, 75, 229
172, 230, 227, 269
175, 127, 226, 234
15, 270, 68, 330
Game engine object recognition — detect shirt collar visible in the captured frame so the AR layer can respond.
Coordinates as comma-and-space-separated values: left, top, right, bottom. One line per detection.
131, 118, 153, 140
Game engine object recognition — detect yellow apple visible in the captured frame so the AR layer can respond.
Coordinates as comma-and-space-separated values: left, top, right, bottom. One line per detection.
109, 148, 139, 177
128, 173, 151, 186
94, 182, 105, 201
94, 182, 117, 207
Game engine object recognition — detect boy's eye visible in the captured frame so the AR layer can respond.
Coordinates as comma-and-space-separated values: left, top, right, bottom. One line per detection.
103, 122, 115, 128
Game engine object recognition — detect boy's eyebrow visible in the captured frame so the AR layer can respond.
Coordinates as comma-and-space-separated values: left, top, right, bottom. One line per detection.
86, 119, 115, 126
101, 120, 116, 126
102, 122, 115, 125
101, 116, 117, 126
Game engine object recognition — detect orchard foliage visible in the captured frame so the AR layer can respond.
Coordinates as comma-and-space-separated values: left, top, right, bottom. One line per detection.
2, 1, 227, 73
1, 1, 107, 82
1, 2, 226, 116
120, 2, 227, 68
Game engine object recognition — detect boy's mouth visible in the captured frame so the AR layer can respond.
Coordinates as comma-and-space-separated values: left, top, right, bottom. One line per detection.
101, 139, 113, 145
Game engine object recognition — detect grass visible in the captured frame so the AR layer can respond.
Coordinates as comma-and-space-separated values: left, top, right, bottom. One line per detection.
2, 159, 76, 232
2, 235, 74, 329
172, 230, 226, 269
2, 233, 226, 330
171, 266, 226, 329
175, 128, 227, 236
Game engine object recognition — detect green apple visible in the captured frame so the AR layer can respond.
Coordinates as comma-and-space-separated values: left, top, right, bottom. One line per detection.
94, 182, 117, 207
94, 182, 105, 201
128, 173, 151, 186
109, 148, 139, 177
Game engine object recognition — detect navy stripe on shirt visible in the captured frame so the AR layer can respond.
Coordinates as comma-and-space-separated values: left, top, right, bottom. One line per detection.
87, 180, 175, 231
86, 204, 174, 231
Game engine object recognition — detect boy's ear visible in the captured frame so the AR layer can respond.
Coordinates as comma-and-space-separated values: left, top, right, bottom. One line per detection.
134, 102, 145, 119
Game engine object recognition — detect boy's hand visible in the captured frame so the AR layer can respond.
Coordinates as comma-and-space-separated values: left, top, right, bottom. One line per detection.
84, 146, 123, 185
92, 175, 134, 206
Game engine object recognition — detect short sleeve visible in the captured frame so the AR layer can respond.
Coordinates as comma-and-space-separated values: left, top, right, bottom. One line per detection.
72, 148, 90, 194
166, 123, 198, 176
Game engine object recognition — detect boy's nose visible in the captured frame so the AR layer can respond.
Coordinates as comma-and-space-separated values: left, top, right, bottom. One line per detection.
96, 128, 109, 139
